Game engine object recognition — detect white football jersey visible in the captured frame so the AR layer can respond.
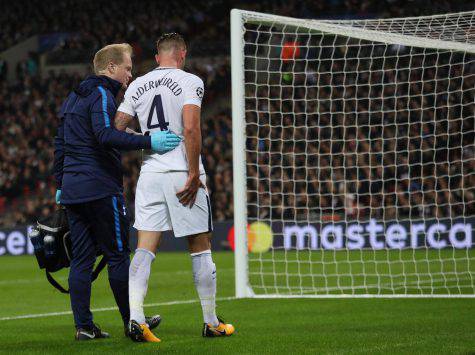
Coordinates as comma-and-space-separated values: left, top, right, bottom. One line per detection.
118, 67, 205, 174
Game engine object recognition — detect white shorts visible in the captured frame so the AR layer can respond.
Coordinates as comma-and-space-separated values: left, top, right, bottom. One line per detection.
134, 172, 213, 237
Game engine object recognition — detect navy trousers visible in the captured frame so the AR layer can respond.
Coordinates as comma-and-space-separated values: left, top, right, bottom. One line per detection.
65, 194, 130, 329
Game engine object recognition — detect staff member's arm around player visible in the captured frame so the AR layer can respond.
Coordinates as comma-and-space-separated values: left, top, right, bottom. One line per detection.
53, 43, 180, 341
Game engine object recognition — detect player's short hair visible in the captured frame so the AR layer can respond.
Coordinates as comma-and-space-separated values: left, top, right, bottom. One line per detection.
93, 43, 133, 75
156, 33, 186, 54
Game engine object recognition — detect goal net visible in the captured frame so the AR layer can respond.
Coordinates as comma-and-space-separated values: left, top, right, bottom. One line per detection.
231, 9, 475, 297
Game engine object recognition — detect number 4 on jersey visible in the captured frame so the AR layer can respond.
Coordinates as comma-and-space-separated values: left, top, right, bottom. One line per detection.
147, 95, 169, 131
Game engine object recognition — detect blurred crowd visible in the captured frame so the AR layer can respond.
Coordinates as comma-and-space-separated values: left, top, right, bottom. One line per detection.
1, 0, 470, 55
0, 0, 473, 227
0, 61, 232, 227
244, 34, 474, 222
0, 71, 77, 226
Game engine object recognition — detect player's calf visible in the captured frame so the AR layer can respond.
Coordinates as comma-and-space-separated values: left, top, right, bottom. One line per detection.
191, 249, 219, 326
129, 248, 155, 324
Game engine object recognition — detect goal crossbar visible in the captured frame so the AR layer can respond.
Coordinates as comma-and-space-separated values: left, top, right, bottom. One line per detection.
237, 9, 475, 53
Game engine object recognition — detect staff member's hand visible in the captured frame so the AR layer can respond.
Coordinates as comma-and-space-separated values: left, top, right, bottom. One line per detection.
176, 174, 204, 208
150, 130, 181, 153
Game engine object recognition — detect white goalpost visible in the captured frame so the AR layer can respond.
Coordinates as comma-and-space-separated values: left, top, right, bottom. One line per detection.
231, 9, 475, 298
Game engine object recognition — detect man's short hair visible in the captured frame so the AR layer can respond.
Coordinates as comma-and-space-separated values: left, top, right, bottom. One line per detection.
156, 33, 186, 54
93, 43, 133, 75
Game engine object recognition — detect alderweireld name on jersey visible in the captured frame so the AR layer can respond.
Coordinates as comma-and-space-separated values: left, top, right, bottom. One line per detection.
132, 76, 183, 102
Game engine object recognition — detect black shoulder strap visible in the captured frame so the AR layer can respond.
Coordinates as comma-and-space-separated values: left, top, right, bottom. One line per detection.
45, 256, 108, 294
46, 270, 69, 294
92, 256, 108, 282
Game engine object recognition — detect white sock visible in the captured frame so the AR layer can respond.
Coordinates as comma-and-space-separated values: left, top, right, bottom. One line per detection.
129, 248, 155, 324
191, 250, 219, 326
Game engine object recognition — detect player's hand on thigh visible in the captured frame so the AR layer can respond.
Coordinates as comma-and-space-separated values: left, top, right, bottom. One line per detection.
176, 174, 204, 208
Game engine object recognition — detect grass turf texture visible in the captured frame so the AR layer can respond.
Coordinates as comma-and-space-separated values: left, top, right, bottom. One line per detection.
249, 249, 475, 296
0, 252, 473, 354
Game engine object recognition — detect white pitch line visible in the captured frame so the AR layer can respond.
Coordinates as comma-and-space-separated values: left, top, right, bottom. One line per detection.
0, 296, 236, 321
306, 276, 472, 293
0, 268, 235, 286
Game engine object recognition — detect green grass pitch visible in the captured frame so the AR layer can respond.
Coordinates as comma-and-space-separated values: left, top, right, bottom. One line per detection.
248, 249, 475, 296
0, 252, 473, 354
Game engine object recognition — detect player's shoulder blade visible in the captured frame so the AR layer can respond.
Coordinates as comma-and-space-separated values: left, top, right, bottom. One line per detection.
136, 70, 157, 83
125, 74, 143, 92
181, 70, 203, 84
127, 69, 166, 95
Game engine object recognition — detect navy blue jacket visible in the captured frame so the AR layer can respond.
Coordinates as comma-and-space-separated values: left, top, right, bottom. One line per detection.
53, 75, 150, 204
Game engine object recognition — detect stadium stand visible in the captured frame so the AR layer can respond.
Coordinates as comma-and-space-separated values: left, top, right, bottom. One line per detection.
245, 55, 474, 222
0, 0, 472, 227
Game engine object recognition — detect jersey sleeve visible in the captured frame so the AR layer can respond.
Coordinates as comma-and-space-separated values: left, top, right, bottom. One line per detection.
117, 82, 136, 116
183, 75, 204, 107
